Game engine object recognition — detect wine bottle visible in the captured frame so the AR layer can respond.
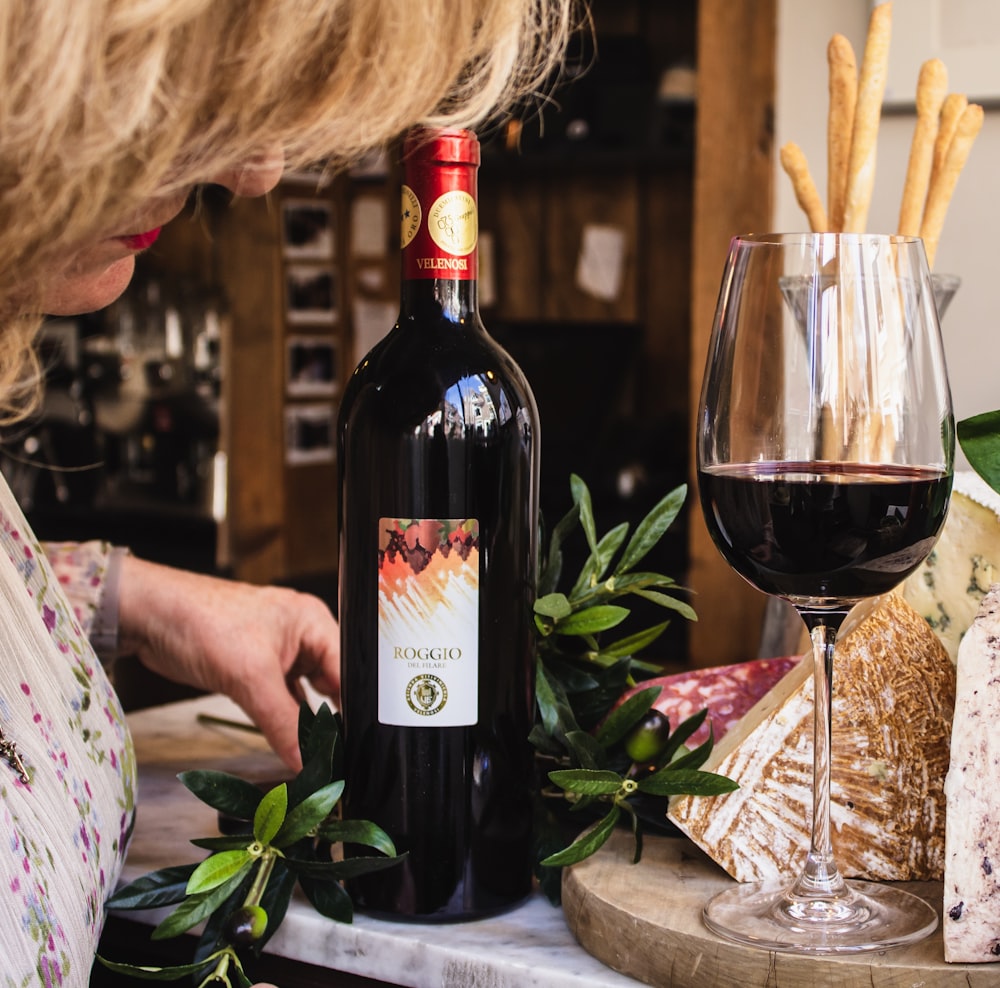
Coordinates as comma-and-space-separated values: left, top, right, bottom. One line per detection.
338, 128, 540, 921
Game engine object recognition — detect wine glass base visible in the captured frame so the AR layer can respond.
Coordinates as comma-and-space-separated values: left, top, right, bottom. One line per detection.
703, 879, 938, 954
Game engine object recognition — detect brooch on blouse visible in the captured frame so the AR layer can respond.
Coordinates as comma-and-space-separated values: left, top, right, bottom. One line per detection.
0, 724, 29, 783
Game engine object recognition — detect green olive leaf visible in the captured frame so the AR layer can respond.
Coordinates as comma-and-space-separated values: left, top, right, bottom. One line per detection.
528, 722, 564, 758
316, 819, 398, 857
569, 473, 599, 558
599, 621, 670, 659
299, 874, 354, 923
533, 593, 573, 619
285, 853, 407, 881
253, 783, 288, 845
186, 849, 253, 896
296, 702, 318, 759
636, 767, 739, 798
540, 805, 620, 867
290, 702, 339, 807
614, 483, 687, 575
571, 522, 630, 593
155, 868, 250, 940
95, 953, 224, 980
663, 726, 716, 772
657, 708, 707, 764
958, 410, 1000, 496
273, 781, 344, 847
555, 605, 629, 637
561, 729, 605, 770
178, 770, 265, 820
538, 502, 580, 597
105, 864, 198, 911
547, 768, 622, 796
634, 587, 698, 621
601, 571, 680, 594
535, 661, 581, 739
190, 835, 256, 852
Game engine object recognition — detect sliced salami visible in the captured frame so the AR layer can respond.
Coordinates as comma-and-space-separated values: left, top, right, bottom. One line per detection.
619, 656, 803, 748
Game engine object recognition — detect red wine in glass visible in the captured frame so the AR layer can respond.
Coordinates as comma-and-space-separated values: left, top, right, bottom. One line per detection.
698, 461, 951, 604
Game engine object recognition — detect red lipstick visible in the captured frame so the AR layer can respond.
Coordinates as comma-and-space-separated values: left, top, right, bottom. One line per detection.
120, 227, 162, 251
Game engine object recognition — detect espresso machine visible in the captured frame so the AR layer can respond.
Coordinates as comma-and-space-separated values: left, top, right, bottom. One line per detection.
1, 273, 228, 572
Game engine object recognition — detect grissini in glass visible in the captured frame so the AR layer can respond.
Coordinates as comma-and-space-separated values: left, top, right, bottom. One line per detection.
696, 232, 953, 953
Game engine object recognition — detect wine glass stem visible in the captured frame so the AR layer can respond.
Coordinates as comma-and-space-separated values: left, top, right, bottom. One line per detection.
791, 612, 848, 902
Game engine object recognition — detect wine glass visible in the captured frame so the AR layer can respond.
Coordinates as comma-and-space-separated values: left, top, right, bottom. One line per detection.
696, 233, 954, 953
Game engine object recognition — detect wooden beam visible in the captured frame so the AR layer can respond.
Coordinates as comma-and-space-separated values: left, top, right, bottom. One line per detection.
214, 196, 288, 584
687, 0, 776, 665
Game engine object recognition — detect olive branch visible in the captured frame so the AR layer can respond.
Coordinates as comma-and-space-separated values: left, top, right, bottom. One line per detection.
97, 703, 403, 986
530, 475, 737, 901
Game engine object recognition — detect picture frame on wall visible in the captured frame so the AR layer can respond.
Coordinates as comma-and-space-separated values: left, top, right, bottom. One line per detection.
281, 199, 336, 260
350, 195, 389, 258
286, 335, 339, 397
285, 264, 338, 325
285, 402, 337, 465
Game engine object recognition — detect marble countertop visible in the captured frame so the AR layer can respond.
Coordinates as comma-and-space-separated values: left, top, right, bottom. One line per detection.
121, 694, 644, 988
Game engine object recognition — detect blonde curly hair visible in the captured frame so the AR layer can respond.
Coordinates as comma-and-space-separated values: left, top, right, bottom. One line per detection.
0, 0, 581, 419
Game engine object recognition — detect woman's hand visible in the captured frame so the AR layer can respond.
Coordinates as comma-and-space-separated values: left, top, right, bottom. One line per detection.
118, 556, 340, 770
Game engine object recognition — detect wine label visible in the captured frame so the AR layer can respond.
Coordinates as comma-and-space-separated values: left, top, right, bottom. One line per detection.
427, 191, 477, 256
377, 517, 480, 726
401, 161, 478, 280
400, 185, 421, 249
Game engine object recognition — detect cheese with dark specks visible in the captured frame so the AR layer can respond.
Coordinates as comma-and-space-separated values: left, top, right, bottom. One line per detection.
904, 471, 1000, 663
943, 582, 1000, 963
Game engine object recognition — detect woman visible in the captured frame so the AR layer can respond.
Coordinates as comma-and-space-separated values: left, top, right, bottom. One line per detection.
0, 1, 577, 983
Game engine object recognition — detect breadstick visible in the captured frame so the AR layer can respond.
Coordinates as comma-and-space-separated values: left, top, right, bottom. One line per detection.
928, 92, 968, 200
842, 1, 893, 232
920, 102, 984, 269
827, 34, 858, 232
780, 142, 828, 232
897, 58, 947, 236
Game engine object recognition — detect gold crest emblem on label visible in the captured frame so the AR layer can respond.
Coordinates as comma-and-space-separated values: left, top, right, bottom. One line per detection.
428, 191, 477, 256
405, 674, 448, 716
400, 185, 421, 249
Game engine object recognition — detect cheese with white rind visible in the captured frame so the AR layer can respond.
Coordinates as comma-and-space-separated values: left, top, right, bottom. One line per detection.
668, 592, 955, 882
943, 582, 1000, 963
903, 470, 1000, 663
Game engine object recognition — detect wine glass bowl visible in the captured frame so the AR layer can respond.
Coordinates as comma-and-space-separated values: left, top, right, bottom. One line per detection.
696, 233, 954, 953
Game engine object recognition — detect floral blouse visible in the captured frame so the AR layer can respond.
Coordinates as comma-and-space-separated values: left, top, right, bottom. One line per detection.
0, 475, 135, 987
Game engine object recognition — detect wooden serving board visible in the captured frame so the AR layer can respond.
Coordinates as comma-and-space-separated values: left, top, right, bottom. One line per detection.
562, 831, 998, 987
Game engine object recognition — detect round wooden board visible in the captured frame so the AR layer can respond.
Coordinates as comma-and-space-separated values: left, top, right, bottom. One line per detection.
561, 831, 998, 987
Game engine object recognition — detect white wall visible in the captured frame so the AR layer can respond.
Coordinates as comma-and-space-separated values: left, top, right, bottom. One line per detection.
775, 0, 1000, 465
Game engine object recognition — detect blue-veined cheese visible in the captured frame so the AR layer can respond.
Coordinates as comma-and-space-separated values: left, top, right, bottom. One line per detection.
943, 582, 1000, 963
904, 470, 1000, 663
668, 592, 955, 882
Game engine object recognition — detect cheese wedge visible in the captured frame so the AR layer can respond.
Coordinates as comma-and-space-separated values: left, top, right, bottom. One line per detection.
943, 582, 1000, 963
668, 592, 955, 882
903, 470, 1000, 663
